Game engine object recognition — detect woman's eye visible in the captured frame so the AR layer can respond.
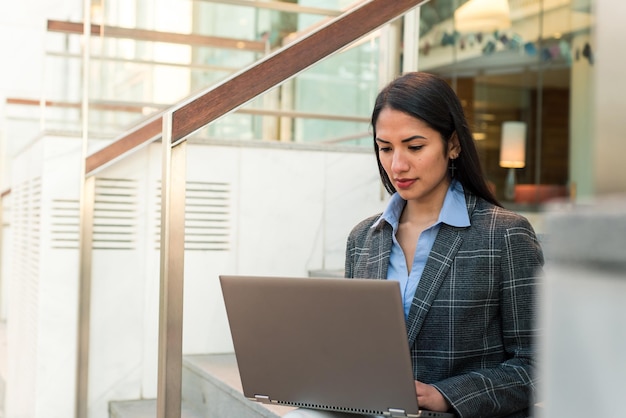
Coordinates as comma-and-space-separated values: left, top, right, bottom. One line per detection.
409, 145, 423, 151
379, 147, 392, 153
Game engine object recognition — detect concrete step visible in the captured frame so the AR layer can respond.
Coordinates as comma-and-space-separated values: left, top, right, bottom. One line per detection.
110, 353, 296, 418
182, 353, 295, 418
109, 399, 202, 418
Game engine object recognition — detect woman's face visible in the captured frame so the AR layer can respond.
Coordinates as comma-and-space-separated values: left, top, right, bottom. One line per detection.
375, 107, 459, 203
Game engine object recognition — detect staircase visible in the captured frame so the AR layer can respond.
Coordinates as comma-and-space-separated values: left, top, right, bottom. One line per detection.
85, 1, 428, 418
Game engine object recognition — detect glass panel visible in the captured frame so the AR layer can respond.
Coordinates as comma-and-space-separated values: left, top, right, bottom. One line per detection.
37, 0, 365, 143
292, 37, 378, 145
185, 1, 380, 147
416, 0, 585, 206
188, 33, 378, 146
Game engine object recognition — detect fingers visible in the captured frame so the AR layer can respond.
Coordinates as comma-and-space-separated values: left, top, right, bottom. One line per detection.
413, 381, 451, 413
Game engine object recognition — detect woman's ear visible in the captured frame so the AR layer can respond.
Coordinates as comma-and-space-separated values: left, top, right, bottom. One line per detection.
448, 132, 461, 157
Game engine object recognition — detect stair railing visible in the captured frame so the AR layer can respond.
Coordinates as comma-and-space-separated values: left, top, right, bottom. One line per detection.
76, 1, 427, 417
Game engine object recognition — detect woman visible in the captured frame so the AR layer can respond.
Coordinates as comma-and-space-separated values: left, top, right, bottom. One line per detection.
345, 72, 543, 418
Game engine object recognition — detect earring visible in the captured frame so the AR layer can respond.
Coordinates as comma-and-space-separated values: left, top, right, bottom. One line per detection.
449, 157, 457, 177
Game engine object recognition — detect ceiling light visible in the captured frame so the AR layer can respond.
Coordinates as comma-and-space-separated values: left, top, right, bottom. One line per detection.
454, 0, 512, 33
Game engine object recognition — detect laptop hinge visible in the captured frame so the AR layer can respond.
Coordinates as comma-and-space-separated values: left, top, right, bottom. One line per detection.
387, 408, 408, 417
252, 395, 271, 404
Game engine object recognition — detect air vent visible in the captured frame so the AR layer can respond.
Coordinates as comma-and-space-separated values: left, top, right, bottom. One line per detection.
50, 198, 79, 249
155, 181, 231, 251
9, 177, 41, 408
93, 178, 138, 250
276, 401, 381, 416
13, 177, 41, 270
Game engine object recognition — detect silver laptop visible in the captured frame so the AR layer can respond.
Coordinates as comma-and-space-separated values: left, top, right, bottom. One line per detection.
219, 275, 455, 418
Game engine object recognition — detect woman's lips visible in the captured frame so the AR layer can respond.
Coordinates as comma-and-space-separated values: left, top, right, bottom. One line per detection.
395, 178, 416, 189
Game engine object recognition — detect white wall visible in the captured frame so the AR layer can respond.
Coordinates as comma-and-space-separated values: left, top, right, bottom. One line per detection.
6, 134, 84, 418
0, 193, 10, 322
0, 0, 82, 191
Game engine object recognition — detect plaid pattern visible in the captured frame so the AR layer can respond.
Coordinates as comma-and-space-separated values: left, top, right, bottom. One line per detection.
345, 193, 544, 418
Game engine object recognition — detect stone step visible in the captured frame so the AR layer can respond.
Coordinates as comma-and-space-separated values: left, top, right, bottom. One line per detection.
110, 353, 297, 418
182, 353, 296, 418
109, 399, 203, 418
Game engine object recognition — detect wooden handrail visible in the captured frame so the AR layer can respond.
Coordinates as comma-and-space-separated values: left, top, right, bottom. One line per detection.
85, 0, 426, 173
48, 20, 266, 52
86, 114, 163, 173
170, 0, 425, 142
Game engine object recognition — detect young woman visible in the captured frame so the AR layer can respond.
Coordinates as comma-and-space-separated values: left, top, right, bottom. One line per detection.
345, 72, 544, 418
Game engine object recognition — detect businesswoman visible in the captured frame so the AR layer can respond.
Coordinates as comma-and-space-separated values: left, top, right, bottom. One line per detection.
345, 72, 544, 418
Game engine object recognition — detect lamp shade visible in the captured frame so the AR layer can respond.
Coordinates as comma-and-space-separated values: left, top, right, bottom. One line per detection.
499, 121, 526, 168
454, 0, 511, 33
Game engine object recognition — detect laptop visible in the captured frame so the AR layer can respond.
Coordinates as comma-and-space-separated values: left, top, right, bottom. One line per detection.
219, 275, 455, 418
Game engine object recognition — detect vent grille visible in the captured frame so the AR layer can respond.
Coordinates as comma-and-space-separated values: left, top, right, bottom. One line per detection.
10, 177, 41, 377
156, 181, 231, 251
275, 401, 382, 416
14, 178, 41, 265
93, 178, 138, 250
51, 198, 79, 249
49, 178, 139, 250
13, 176, 41, 276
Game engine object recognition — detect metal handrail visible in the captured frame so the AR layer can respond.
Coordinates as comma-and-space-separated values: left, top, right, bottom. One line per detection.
7, 97, 369, 123
48, 19, 266, 52
168, 0, 422, 142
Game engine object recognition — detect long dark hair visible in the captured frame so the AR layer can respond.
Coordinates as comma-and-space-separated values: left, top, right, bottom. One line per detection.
371, 72, 500, 207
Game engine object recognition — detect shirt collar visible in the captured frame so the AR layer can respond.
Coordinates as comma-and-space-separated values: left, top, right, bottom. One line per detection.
372, 179, 470, 230
439, 179, 471, 227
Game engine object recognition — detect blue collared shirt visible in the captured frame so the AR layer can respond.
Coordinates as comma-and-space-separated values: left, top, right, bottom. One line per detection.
372, 180, 470, 319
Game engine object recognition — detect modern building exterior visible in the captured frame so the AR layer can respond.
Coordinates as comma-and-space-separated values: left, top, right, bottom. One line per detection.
1, 1, 625, 417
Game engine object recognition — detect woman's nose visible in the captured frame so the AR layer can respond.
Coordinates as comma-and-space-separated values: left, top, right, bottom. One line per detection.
391, 150, 409, 173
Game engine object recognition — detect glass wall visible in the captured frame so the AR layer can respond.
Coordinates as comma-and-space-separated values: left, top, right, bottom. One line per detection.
416, 0, 591, 205
191, 0, 376, 144
41, 0, 370, 144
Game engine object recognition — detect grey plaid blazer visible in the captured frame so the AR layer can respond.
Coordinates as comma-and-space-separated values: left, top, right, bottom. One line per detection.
345, 192, 544, 418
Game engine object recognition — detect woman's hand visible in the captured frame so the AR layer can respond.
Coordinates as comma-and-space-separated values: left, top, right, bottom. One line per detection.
414, 380, 451, 412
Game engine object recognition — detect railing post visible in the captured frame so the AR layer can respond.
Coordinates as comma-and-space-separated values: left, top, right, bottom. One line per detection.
76, 0, 93, 414
402, 8, 420, 72
76, 176, 95, 418
157, 110, 187, 418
